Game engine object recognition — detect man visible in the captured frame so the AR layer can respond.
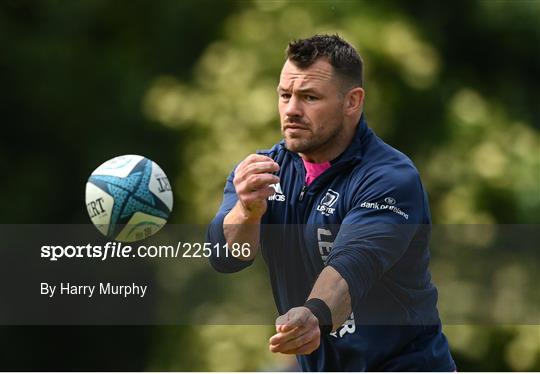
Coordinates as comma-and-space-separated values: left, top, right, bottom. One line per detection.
207, 34, 456, 371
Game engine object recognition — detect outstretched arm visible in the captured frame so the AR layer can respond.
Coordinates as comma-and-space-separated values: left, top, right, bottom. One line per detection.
269, 166, 426, 354
269, 266, 351, 355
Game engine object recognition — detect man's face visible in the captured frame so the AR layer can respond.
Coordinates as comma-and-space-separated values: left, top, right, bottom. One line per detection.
278, 58, 346, 157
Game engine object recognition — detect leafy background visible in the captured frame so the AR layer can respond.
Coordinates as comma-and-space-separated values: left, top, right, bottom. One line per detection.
0, 0, 538, 371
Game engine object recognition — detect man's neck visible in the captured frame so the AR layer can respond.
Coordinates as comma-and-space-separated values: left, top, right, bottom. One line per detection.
300, 117, 360, 163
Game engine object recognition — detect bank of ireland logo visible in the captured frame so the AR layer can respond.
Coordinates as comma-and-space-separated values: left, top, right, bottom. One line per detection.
268, 183, 286, 202
317, 189, 340, 216
360, 196, 409, 220
384, 197, 396, 205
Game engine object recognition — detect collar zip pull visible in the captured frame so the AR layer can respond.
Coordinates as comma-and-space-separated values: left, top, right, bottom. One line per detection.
298, 185, 308, 201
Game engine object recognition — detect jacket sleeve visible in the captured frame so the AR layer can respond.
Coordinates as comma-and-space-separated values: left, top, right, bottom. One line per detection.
206, 169, 255, 273
326, 165, 427, 312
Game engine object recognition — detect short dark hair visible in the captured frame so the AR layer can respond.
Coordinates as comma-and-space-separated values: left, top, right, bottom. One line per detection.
286, 34, 363, 89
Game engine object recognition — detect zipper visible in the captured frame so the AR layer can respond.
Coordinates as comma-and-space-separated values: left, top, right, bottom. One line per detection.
298, 185, 308, 201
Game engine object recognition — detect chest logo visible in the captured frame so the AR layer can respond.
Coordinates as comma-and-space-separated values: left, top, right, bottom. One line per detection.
268, 183, 286, 202
317, 189, 339, 216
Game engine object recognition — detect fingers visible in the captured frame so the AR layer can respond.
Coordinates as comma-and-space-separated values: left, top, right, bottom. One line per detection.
282, 338, 320, 355
238, 185, 276, 207
239, 154, 276, 166
244, 173, 280, 191
269, 325, 307, 347
270, 325, 306, 346
269, 326, 320, 355
275, 320, 302, 335
278, 306, 311, 329
243, 161, 280, 176
233, 154, 280, 218
276, 323, 295, 333
235, 163, 279, 188
236, 154, 279, 176
234, 155, 279, 189
236, 155, 279, 176
275, 312, 294, 332
269, 307, 321, 355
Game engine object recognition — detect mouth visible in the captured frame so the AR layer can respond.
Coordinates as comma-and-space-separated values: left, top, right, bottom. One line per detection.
284, 123, 309, 131
284, 126, 309, 137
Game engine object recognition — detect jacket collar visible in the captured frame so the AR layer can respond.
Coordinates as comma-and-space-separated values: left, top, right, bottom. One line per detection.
330, 113, 367, 166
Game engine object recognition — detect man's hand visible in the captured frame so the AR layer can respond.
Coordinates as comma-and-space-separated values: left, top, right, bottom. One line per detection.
232, 154, 280, 220
269, 307, 321, 355
223, 154, 279, 261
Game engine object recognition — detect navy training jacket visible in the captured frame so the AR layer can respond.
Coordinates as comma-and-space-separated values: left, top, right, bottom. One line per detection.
207, 115, 456, 371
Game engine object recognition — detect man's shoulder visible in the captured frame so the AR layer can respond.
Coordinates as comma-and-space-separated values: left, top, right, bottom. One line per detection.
356, 135, 422, 187
343, 137, 425, 207
365, 131, 418, 165
357, 160, 420, 189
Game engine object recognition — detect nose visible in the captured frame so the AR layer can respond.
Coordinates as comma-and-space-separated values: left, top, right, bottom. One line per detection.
284, 95, 303, 118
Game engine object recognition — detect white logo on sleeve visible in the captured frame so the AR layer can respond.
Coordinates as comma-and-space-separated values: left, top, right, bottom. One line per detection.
330, 313, 356, 338
317, 227, 356, 338
360, 196, 409, 220
317, 189, 339, 216
268, 183, 286, 202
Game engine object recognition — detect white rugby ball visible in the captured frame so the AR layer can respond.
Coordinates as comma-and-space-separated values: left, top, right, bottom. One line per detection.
85, 155, 173, 242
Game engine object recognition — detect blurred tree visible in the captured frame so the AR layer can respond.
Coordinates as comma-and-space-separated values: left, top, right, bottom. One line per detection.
0, 0, 238, 370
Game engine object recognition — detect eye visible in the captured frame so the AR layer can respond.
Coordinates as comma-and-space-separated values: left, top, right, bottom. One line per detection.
280, 93, 291, 101
305, 95, 319, 102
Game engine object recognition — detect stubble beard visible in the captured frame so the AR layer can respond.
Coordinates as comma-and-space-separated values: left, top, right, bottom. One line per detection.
282, 118, 345, 155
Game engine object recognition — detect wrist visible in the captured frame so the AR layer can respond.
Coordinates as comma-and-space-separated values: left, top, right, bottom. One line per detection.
235, 201, 264, 223
304, 298, 333, 336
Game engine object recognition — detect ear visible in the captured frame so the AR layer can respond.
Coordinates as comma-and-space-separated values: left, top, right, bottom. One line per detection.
343, 87, 364, 116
